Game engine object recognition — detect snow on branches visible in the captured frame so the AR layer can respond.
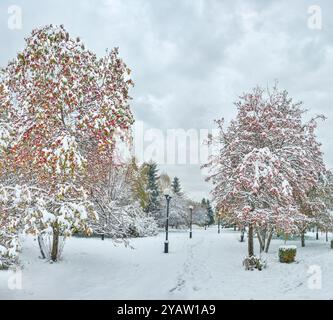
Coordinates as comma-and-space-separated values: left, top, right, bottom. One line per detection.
2, 24, 134, 180
89, 162, 158, 242
156, 192, 191, 229
0, 183, 96, 265
204, 84, 327, 254
0, 25, 135, 262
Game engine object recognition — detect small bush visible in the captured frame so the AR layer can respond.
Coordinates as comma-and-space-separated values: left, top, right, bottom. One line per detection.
0, 262, 9, 270
0, 255, 15, 270
243, 255, 266, 271
0, 244, 18, 270
279, 245, 297, 263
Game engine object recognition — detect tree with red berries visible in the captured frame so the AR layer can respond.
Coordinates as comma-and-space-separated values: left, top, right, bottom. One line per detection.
0, 25, 134, 263
204, 85, 327, 260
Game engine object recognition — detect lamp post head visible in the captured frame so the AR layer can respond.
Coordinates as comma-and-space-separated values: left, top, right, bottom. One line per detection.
189, 205, 194, 211
164, 188, 172, 199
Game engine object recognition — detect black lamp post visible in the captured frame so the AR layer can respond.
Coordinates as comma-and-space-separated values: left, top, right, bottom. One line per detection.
189, 205, 193, 239
164, 189, 172, 253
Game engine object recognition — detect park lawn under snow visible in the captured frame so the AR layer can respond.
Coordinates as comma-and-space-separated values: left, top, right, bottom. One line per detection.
1, 227, 333, 300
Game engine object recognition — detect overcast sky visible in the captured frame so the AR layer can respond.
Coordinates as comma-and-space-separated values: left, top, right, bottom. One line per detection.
1, 0, 333, 201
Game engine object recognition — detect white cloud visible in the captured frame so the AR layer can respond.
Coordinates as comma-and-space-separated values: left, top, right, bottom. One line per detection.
1, 0, 333, 200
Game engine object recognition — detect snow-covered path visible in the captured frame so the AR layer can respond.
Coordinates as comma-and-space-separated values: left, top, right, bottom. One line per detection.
1, 227, 333, 299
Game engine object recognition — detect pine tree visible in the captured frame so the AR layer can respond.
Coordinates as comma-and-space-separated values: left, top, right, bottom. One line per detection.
145, 161, 160, 213
171, 177, 182, 195
206, 200, 215, 225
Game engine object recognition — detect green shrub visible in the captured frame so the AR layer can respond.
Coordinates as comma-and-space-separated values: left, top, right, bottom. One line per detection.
243, 255, 266, 271
0, 263, 9, 271
279, 245, 297, 263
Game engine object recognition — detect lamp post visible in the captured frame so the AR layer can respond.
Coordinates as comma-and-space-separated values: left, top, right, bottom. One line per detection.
164, 189, 172, 253
189, 205, 194, 239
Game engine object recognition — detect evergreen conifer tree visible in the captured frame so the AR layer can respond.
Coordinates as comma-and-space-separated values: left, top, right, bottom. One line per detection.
145, 162, 160, 213
171, 177, 182, 195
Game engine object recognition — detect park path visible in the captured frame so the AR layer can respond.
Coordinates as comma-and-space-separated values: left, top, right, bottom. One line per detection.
2, 227, 333, 299
167, 227, 241, 299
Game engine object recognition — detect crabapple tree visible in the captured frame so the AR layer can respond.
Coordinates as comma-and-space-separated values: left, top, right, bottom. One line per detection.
0, 25, 134, 262
204, 85, 326, 258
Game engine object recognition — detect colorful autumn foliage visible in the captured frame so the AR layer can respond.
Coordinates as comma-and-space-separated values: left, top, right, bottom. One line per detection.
204, 84, 328, 257
0, 25, 135, 263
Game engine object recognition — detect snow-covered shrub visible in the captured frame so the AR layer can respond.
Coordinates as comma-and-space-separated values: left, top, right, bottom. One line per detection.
125, 207, 158, 238
109, 201, 158, 238
0, 212, 20, 269
90, 162, 158, 241
155, 192, 191, 229
192, 203, 209, 227
0, 186, 22, 268
0, 238, 20, 270
279, 245, 297, 263
0, 184, 97, 263
243, 255, 266, 271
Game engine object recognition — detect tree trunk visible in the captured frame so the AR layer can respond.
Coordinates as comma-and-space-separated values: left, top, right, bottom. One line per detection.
316, 226, 319, 240
261, 229, 267, 251
101, 234, 105, 241
326, 231, 328, 242
38, 234, 46, 259
240, 228, 245, 242
301, 231, 305, 247
284, 233, 288, 244
264, 230, 273, 253
233, 224, 236, 231
256, 229, 264, 253
51, 227, 59, 262
248, 224, 254, 257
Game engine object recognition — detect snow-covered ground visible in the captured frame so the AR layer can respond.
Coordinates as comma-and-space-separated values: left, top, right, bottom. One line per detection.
1, 227, 333, 300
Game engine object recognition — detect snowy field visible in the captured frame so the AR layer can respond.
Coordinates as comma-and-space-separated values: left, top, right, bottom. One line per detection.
1, 227, 333, 300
